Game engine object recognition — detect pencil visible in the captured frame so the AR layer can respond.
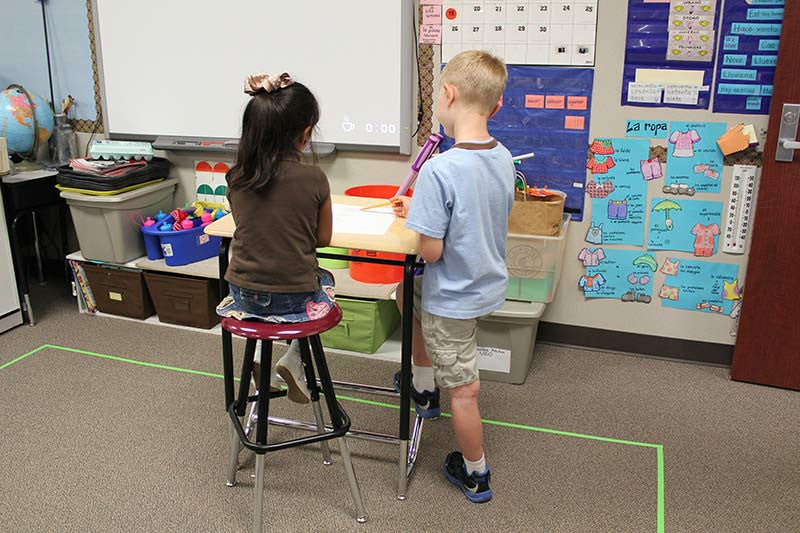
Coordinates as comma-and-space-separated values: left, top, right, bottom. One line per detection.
361, 199, 402, 211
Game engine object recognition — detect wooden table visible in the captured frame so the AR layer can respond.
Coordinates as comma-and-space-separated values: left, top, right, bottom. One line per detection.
205, 194, 424, 500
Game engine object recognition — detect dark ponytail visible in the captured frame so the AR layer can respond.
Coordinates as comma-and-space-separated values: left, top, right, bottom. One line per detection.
227, 82, 320, 192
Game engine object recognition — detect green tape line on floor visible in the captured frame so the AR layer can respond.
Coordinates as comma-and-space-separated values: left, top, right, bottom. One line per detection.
2, 343, 666, 533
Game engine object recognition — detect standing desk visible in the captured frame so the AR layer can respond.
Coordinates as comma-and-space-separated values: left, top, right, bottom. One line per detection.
205, 194, 424, 499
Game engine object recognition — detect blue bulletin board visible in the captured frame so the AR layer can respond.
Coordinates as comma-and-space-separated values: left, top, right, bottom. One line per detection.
440, 66, 594, 221
621, 0, 722, 110
713, 0, 783, 114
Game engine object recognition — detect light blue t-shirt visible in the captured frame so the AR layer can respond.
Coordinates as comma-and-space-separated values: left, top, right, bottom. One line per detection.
406, 138, 515, 319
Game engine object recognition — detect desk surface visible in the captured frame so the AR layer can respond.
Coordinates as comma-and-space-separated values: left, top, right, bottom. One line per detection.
205, 194, 418, 255
1, 169, 58, 185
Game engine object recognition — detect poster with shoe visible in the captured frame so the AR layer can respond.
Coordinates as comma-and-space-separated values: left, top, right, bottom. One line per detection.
665, 121, 726, 193
658, 258, 739, 314
579, 248, 654, 303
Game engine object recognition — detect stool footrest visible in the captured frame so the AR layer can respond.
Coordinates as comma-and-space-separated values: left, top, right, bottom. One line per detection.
228, 402, 351, 454
246, 391, 286, 403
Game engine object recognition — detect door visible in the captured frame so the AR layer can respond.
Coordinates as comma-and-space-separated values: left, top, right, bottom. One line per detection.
730, 2, 800, 390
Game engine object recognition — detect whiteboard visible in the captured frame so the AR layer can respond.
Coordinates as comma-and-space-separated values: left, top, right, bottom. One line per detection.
93, 0, 414, 153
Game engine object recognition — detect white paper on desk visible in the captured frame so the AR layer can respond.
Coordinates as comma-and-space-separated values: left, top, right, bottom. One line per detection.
333, 204, 395, 235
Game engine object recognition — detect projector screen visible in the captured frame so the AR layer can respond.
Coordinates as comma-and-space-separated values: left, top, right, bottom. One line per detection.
93, 0, 414, 153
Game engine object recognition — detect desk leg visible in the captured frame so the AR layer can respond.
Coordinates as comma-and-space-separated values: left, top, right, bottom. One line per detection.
31, 210, 45, 285
219, 238, 234, 411
10, 211, 34, 325
397, 254, 416, 500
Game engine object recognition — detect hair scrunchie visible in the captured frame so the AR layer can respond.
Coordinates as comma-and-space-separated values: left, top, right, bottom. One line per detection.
244, 72, 294, 95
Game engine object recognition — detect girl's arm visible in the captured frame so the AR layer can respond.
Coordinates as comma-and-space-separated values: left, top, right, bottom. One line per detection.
316, 197, 333, 248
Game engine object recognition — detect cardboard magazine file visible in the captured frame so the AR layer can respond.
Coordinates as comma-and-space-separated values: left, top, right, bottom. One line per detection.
508, 190, 566, 237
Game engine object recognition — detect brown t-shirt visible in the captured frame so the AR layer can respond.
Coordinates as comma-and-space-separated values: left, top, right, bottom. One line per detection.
225, 160, 330, 293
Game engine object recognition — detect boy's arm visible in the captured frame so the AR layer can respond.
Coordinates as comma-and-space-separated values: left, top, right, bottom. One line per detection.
418, 235, 443, 263
403, 165, 453, 264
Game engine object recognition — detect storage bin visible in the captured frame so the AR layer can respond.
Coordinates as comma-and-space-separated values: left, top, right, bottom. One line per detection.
60, 179, 177, 263
344, 184, 412, 285
476, 300, 546, 384
81, 263, 154, 319
143, 272, 220, 329
142, 214, 221, 266
505, 215, 570, 303
317, 246, 349, 269
320, 297, 400, 354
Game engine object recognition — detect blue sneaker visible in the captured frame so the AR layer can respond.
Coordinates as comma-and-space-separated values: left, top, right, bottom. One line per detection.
443, 451, 493, 503
392, 371, 440, 419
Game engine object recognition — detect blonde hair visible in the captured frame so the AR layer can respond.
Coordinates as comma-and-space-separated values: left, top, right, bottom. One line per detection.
441, 50, 507, 115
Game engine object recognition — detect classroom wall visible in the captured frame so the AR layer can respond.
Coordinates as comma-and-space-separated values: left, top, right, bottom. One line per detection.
1, 0, 96, 121
76, 1, 765, 347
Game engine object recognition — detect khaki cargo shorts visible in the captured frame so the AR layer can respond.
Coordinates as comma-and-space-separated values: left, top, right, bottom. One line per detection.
411, 276, 480, 389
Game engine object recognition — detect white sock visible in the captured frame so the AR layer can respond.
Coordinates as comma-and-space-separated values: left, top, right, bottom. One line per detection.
464, 454, 487, 476
412, 364, 435, 392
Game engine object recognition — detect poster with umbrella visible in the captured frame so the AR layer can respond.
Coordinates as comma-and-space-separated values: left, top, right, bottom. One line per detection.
652, 199, 682, 230
647, 198, 723, 255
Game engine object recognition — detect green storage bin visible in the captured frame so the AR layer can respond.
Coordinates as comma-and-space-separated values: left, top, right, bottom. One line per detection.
317, 247, 349, 269
321, 297, 400, 354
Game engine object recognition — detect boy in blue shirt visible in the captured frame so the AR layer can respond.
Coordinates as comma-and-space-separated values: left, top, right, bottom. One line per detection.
392, 50, 514, 503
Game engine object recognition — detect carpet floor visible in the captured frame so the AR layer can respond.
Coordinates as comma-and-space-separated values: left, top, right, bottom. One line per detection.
0, 284, 797, 532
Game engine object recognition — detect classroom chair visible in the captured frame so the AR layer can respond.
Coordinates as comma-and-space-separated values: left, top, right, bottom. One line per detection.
221, 304, 368, 532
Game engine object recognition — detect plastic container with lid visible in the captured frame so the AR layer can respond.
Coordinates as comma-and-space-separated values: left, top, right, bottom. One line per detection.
60, 178, 177, 263
476, 299, 546, 384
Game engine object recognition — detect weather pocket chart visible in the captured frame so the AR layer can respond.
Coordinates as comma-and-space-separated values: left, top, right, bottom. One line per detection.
713, 0, 783, 114
578, 248, 654, 303
585, 138, 649, 246
658, 258, 740, 315
665, 121, 726, 193
647, 198, 723, 256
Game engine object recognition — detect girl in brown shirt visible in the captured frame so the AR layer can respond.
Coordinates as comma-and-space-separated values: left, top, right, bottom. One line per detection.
216, 72, 334, 403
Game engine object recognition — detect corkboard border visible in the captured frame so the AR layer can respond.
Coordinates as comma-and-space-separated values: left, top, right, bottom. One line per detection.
71, 0, 103, 134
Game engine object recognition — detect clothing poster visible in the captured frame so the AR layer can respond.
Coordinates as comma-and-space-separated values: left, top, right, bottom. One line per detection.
440, 66, 594, 220
713, 0, 783, 115
585, 138, 650, 246
579, 249, 654, 303
658, 258, 740, 315
665, 121, 726, 193
647, 197, 723, 255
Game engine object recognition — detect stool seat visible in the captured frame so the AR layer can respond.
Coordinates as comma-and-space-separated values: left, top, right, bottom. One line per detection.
221, 304, 342, 340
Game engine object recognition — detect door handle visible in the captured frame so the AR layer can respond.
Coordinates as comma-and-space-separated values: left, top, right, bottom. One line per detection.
776, 103, 800, 162
781, 139, 800, 150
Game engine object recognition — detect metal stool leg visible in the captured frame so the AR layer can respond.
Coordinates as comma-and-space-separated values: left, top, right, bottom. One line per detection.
309, 335, 368, 522
227, 338, 258, 486
226, 417, 240, 487
253, 453, 266, 533
338, 435, 368, 523
253, 341, 272, 533
298, 338, 333, 466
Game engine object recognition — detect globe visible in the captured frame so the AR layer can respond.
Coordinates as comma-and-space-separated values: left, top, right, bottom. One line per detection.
0, 86, 54, 156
